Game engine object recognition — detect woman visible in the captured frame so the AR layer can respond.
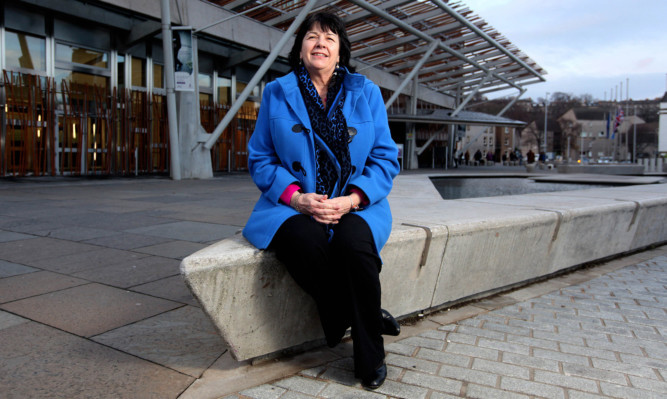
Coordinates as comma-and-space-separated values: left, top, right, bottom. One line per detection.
242, 12, 400, 390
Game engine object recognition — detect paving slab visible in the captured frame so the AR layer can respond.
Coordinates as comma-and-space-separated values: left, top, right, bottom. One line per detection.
0, 229, 33, 242
133, 240, 208, 260
92, 306, 226, 378
0, 310, 29, 330
28, 246, 151, 274
0, 321, 194, 399
71, 255, 182, 288
0, 259, 39, 278
0, 219, 68, 235
32, 226, 119, 241
0, 237, 100, 264
42, 210, 174, 231
127, 220, 241, 242
131, 275, 200, 306
81, 232, 174, 250
0, 283, 182, 337
0, 270, 88, 303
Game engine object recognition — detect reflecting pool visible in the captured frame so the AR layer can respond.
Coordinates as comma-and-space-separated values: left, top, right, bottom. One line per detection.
431, 177, 625, 200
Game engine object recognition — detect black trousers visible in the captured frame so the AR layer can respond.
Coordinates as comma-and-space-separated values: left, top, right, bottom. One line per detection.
270, 213, 384, 378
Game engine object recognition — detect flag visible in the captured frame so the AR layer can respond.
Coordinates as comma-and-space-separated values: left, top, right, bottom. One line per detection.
611, 106, 624, 139
606, 112, 610, 138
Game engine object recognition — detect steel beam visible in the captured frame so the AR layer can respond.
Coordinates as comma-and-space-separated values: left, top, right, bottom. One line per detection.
450, 71, 492, 117
202, 0, 319, 151
346, 0, 521, 91
430, 0, 544, 81
160, 0, 181, 180
385, 40, 439, 110
194, 0, 283, 33
497, 88, 526, 117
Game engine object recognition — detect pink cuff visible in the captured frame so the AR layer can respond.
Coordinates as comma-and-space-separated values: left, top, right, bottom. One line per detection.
280, 184, 302, 205
349, 187, 369, 206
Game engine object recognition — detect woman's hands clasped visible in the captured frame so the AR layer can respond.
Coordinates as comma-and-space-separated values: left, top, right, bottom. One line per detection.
290, 192, 360, 224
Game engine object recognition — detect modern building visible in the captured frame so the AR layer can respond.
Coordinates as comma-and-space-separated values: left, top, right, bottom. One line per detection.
0, 0, 545, 177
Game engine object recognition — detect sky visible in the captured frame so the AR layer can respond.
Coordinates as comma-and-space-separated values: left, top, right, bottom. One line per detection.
461, 0, 667, 102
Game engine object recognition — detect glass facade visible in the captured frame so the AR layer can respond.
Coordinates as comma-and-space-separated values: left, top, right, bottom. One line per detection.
0, 2, 267, 176
5, 31, 46, 72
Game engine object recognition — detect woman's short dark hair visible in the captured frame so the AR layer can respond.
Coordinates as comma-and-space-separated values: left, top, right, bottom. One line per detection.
288, 12, 355, 72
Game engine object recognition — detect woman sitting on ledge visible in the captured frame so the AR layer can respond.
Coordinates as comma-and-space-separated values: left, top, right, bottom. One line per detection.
242, 12, 400, 390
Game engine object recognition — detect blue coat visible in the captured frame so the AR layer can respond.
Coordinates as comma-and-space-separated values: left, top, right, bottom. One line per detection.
242, 70, 399, 255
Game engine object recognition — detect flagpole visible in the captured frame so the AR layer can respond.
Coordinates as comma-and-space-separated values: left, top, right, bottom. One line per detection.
632, 104, 637, 163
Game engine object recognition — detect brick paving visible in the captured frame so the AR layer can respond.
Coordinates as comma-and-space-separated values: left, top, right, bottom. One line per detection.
225, 251, 667, 399
0, 173, 665, 398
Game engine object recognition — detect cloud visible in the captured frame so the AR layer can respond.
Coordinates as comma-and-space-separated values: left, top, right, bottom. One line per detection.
462, 0, 667, 100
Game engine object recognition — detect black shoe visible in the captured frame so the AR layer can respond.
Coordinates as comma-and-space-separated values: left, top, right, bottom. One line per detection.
381, 309, 400, 336
361, 363, 387, 390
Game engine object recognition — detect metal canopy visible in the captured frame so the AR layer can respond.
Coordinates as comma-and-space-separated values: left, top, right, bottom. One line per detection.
388, 109, 526, 127
204, 0, 546, 99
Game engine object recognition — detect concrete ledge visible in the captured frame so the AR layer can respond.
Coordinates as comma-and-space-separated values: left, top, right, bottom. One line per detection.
181, 175, 667, 361
557, 164, 645, 175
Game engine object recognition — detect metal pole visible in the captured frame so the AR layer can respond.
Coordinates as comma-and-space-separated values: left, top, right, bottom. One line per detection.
385, 40, 438, 110
632, 104, 637, 163
203, 0, 318, 150
543, 92, 549, 154
451, 72, 492, 117
497, 88, 526, 117
160, 0, 182, 180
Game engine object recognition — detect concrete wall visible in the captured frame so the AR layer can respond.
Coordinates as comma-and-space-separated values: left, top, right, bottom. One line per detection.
181, 175, 667, 361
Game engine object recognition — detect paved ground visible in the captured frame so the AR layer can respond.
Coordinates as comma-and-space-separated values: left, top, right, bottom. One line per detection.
0, 167, 665, 398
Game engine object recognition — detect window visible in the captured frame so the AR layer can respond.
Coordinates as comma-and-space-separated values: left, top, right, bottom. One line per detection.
55, 43, 110, 90
131, 57, 146, 87
199, 73, 212, 103
217, 76, 231, 106
153, 64, 164, 89
56, 43, 108, 68
236, 80, 260, 111
5, 30, 46, 73
117, 55, 126, 90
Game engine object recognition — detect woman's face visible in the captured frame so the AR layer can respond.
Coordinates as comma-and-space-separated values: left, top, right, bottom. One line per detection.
300, 22, 340, 79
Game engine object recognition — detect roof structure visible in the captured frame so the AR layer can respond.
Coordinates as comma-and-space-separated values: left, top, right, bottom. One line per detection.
388, 108, 525, 127
205, 0, 546, 99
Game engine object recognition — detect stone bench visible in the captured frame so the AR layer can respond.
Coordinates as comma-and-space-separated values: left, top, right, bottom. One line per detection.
181, 175, 667, 361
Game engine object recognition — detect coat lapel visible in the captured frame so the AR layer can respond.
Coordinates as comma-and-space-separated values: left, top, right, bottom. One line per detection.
276, 73, 312, 131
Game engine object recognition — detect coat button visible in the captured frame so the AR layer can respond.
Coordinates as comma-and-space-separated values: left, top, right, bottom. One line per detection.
348, 127, 357, 142
292, 124, 303, 133
292, 161, 307, 176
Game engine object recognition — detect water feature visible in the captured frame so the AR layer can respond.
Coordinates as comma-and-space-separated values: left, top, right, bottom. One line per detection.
431, 177, 625, 200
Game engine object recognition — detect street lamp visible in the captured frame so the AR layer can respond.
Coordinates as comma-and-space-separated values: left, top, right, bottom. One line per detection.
543, 92, 549, 155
